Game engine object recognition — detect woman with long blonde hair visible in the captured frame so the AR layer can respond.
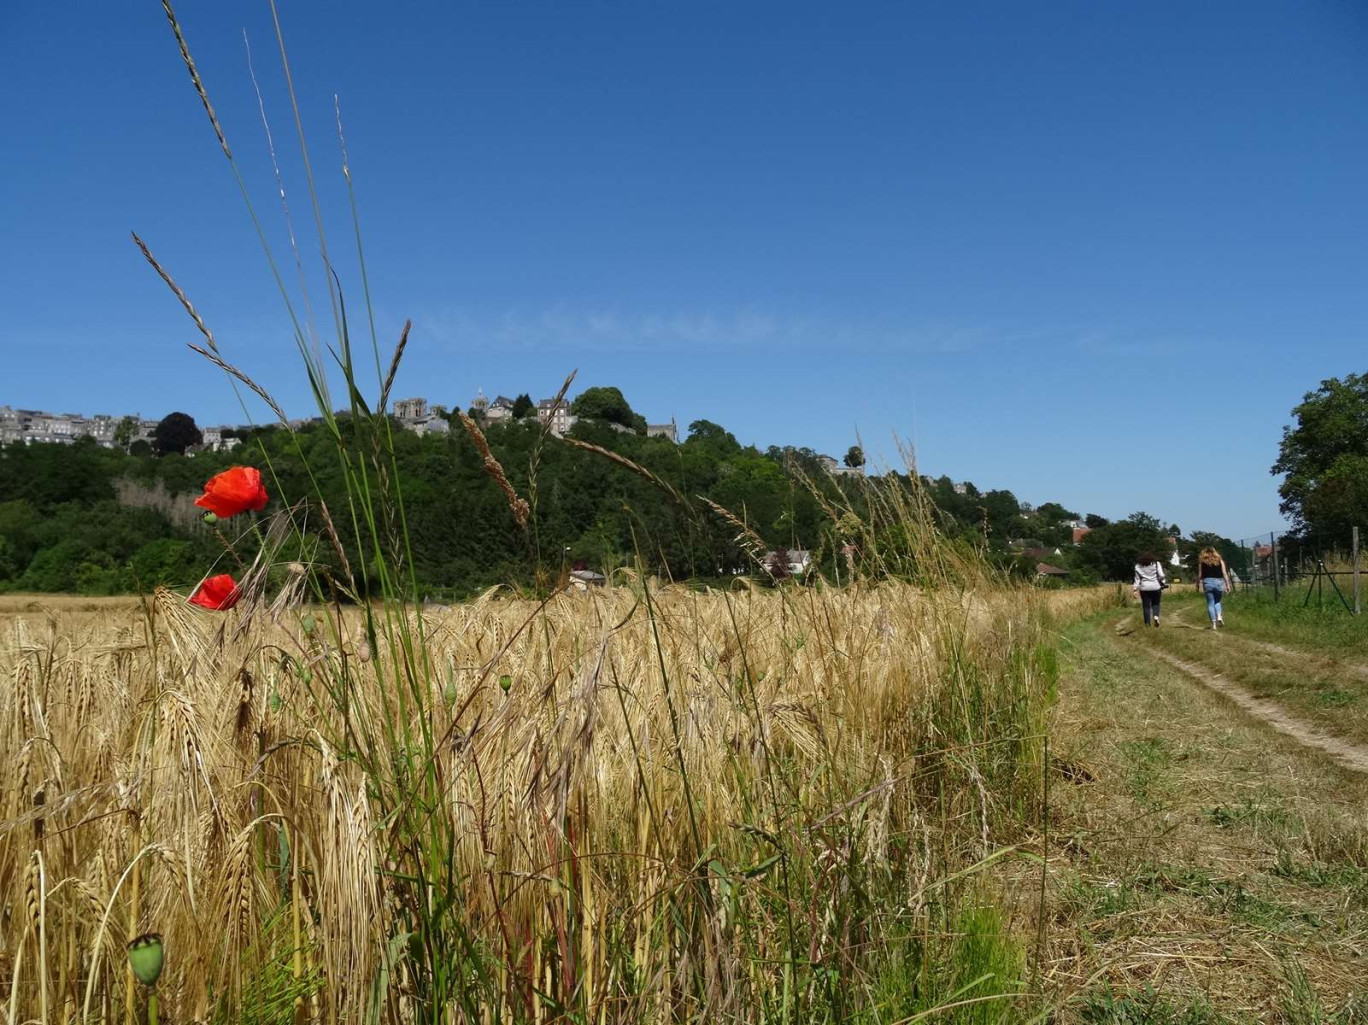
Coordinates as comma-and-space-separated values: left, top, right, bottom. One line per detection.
1197, 546, 1232, 628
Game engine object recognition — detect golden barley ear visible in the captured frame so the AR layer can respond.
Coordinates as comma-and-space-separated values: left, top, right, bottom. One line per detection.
234, 666, 255, 741
698, 496, 768, 570
317, 499, 356, 593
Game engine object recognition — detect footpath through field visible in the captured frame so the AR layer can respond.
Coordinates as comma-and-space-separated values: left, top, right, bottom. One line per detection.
1127, 607, 1368, 775
1039, 607, 1368, 1021
1134, 595, 1368, 751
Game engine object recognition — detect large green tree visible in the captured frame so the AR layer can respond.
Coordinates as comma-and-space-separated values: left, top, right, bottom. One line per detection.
114, 415, 139, 450
1272, 372, 1368, 547
152, 412, 202, 456
572, 386, 646, 432
1074, 512, 1173, 581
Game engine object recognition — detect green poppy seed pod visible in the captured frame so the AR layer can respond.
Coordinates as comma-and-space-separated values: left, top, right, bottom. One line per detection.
202, 512, 218, 526
127, 933, 164, 987
269, 690, 282, 713
499, 674, 512, 694
301, 613, 316, 636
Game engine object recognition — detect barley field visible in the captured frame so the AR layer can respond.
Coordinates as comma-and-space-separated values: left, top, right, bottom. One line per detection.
0, 579, 1106, 1024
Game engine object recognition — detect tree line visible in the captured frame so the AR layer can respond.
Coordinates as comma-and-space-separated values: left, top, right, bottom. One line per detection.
3, 372, 1357, 597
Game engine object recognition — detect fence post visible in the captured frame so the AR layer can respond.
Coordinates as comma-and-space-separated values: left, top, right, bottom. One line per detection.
1271, 531, 1280, 601
1355, 526, 1361, 616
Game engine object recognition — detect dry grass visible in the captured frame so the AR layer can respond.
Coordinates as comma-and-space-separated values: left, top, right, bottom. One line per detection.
0, 578, 1113, 1023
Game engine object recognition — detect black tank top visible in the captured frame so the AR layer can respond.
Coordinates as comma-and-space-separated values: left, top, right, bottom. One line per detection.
1200, 561, 1223, 579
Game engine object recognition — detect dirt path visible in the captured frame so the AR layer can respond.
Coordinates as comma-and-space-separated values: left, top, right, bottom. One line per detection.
1143, 646, 1368, 774
1116, 607, 1368, 766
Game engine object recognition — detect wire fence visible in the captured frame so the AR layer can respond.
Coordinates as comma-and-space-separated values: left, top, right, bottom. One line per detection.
1224, 526, 1363, 613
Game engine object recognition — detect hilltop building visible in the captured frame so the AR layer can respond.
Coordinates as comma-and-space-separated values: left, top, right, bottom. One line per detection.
2, 405, 136, 447
816, 453, 865, 477
465, 389, 678, 442
392, 396, 449, 437
646, 420, 679, 443
536, 397, 574, 436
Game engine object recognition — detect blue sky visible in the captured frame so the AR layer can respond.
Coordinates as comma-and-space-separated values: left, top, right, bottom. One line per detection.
2, 2, 1366, 539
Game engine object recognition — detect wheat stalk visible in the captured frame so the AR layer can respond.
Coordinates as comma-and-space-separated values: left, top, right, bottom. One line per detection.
378, 320, 411, 413
131, 232, 220, 354
698, 496, 768, 569
457, 412, 530, 528
561, 436, 686, 507
186, 343, 291, 427
160, 0, 231, 158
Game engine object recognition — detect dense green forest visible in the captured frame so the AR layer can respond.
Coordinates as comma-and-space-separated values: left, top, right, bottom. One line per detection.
0, 396, 1264, 597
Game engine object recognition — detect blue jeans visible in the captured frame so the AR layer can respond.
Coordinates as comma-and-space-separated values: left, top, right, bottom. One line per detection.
1203, 578, 1226, 621
1140, 589, 1162, 625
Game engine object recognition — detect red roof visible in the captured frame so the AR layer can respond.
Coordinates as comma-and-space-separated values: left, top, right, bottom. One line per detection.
1072, 526, 1091, 544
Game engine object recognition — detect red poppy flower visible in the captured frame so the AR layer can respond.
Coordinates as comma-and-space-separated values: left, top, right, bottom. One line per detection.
189, 574, 241, 611
195, 466, 268, 519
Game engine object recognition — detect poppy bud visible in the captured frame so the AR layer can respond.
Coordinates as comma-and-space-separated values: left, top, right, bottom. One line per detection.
499, 674, 512, 694
127, 933, 164, 986
301, 613, 316, 636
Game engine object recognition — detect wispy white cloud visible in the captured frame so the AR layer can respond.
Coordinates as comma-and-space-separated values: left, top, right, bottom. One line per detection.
402, 304, 1085, 356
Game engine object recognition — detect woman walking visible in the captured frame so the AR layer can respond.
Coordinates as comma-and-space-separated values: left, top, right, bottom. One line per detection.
1133, 550, 1167, 627
1197, 546, 1232, 628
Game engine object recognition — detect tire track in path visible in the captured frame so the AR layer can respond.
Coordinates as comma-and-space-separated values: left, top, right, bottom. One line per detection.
1113, 615, 1368, 775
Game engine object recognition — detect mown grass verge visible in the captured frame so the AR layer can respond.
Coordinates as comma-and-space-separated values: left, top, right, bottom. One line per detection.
1039, 613, 1368, 1022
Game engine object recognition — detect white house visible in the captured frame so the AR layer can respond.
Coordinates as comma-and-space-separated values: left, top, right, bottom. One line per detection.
762, 549, 813, 578
567, 569, 607, 592
816, 454, 864, 477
